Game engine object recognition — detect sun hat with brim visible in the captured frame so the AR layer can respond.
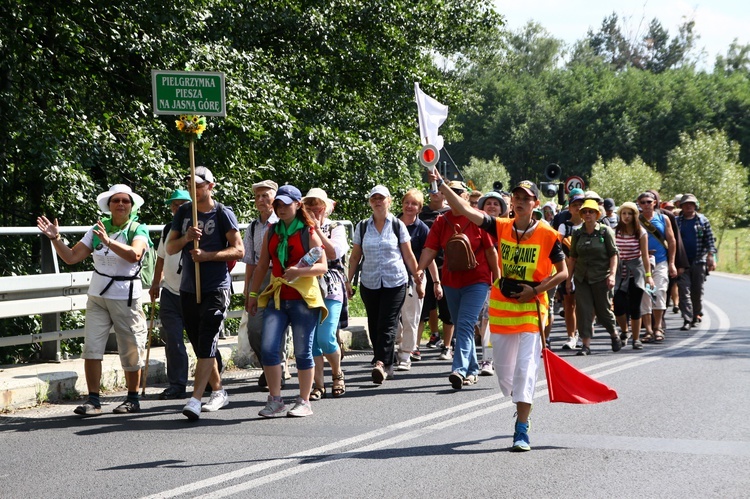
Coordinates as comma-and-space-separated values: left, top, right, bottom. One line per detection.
274, 185, 302, 205
477, 191, 508, 213
618, 201, 639, 216
585, 190, 603, 203
369, 185, 391, 198
447, 180, 469, 193
580, 199, 600, 212
96, 184, 144, 214
680, 193, 699, 207
164, 189, 191, 205
302, 187, 334, 215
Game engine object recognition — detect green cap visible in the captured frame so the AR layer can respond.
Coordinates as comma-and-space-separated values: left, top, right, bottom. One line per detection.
165, 189, 191, 205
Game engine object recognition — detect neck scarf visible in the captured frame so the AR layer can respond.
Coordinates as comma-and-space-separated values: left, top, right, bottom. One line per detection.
92, 213, 138, 249
274, 217, 305, 268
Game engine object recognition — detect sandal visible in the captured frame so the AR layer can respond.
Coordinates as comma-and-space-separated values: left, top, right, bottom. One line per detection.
654, 329, 665, 342
310, 385, 326, 401
332, 372, 346, 398
642, 332, 655, 343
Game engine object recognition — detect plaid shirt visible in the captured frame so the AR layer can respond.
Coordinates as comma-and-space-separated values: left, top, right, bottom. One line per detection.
677, 213, 716, 263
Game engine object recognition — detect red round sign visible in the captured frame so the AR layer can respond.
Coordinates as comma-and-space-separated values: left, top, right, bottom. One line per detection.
564, 176, 585, 194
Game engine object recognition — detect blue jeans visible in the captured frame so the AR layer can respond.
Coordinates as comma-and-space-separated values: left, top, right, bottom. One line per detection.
261, 299, 319, 371
159, 289, 188, 389
313, 298, 343, 357
443, 283, 489, 377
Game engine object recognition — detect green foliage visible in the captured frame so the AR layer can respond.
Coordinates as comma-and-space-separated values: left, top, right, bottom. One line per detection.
461, 156, 511, 193
589, 156, 662, 204
663, 130, 749, 233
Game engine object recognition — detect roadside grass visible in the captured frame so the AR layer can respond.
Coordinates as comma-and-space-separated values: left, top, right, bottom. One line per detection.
716, 227, 750, 275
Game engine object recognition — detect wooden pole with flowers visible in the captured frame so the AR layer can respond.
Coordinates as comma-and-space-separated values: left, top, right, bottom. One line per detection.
175, 114, 207, 303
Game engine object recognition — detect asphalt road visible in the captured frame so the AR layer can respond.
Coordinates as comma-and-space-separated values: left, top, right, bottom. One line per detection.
2, 272, 749, 498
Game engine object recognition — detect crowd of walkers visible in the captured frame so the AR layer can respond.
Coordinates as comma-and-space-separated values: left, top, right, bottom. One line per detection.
37, 167, 716, 452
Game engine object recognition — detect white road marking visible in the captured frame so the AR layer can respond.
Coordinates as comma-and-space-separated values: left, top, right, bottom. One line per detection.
145, 301, 729, 499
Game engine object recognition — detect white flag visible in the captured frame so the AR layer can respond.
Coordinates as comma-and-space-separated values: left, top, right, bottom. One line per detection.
415, 82, 448, 150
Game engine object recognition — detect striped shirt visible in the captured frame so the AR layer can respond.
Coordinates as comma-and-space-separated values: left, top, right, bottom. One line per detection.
616, 228, 647, 261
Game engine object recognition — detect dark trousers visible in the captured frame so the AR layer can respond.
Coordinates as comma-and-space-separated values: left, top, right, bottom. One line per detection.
360, 283, 407, 367
678, 262, 706, 321
159, 289, 188, 389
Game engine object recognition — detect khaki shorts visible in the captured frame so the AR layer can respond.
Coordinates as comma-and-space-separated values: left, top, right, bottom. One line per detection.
82, 295, 147, 371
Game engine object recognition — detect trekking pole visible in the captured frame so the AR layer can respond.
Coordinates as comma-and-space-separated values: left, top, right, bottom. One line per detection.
141, 299, 157, 396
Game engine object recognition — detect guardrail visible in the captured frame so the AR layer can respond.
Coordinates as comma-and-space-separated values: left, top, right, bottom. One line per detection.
0, 220, 353, 362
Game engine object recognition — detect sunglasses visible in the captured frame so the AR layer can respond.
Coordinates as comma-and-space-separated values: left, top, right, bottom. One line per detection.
638, 200, 653, 205
110, 197, 132, 205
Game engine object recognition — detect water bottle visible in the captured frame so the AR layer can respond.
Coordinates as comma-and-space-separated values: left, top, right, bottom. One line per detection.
288, 246, 325, 283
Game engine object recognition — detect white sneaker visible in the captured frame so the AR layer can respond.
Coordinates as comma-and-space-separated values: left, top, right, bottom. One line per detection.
480, 360, 495, 376
201, 389, 229, 412
561, 333, 579, 350
182, 397, 202, 420
287, 397, 313, 417
395, 361, 412, 371
438, 347, 453, 360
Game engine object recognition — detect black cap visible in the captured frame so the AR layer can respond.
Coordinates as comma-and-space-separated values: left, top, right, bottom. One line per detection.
512, 180, 540, 199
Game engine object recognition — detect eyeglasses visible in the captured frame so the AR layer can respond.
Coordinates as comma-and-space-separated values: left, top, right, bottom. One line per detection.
638, 200, 653, 205
580, 209, 598, 215
110, 197, 132, 205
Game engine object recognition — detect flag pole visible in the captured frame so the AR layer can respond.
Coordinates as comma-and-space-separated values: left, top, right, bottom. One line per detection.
188, 135, 201, 303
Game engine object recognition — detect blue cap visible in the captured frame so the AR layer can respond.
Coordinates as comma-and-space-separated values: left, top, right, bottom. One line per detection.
275, 185, 302, 205
165, 189, 191, 205
568, 188, 584, 200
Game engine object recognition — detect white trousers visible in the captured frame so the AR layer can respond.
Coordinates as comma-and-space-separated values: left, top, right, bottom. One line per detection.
492, 332, 542, 404
396, 281, 423, 362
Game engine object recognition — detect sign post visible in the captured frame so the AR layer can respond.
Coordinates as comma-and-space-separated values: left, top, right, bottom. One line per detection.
153, 70, 226, 302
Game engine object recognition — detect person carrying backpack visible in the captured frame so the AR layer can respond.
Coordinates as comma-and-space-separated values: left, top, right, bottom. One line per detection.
416, 180, 498, 391
37, 184, 152, 416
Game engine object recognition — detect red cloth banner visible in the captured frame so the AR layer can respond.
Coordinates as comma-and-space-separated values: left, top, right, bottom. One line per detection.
543, 349, 618, 404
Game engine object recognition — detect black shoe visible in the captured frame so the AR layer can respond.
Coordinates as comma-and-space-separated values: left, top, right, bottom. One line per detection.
672, 306, 679, 314
681, 321, 692, 331
449, 371, 464, 390
113, 400, 140, 414
159, 386, 187, 400
576, 345, 591, 356
611, 337, 622, 352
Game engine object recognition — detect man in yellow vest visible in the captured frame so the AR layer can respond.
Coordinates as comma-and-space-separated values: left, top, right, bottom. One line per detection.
429, 171, 567, 452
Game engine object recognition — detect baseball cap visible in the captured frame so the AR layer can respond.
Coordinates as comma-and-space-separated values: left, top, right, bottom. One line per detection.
512, 180, 540, 199
184, 166, 215, 184
252, 180, 278, 193
274, 185, 302, 205
369, 185, 391, 198
568, 188, 584, 200
603, 198, 615, 210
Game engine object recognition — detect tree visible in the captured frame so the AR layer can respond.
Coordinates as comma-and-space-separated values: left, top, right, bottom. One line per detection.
588, 155, 662, 205
662, 130, 749, 238
461, 156, 510, 193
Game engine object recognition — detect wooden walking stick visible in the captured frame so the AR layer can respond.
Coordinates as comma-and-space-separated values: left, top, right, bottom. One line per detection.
141, 299, 157, 396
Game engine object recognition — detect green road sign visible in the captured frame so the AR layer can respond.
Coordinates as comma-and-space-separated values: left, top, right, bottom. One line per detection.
151, 70, 226, 116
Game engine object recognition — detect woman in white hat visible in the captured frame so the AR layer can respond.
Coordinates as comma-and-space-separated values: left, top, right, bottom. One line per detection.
302, 188, 348, 398
37, 184, 151, 416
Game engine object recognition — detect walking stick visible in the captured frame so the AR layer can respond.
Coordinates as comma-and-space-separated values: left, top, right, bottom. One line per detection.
141, 299, 157, 396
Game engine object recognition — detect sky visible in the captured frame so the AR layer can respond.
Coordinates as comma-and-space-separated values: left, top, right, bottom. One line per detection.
494, 0, 750, 69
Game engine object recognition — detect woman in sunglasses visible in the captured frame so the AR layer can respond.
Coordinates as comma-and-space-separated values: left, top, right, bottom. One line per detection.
37, 184, 151, 416
568, 199, 621, 356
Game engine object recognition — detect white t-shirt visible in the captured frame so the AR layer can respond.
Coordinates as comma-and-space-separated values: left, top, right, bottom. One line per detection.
156, 230, 182, 295
81, 226, 148, 300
